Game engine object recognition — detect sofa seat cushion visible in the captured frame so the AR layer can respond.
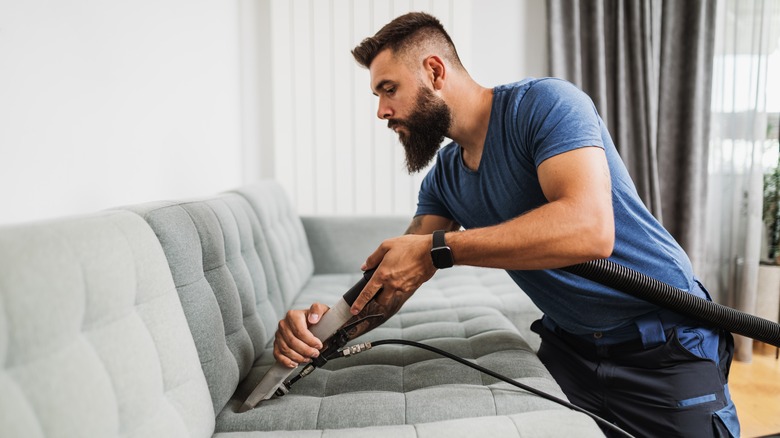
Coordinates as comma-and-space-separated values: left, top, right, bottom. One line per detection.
402, 267, 544, 350
214, 297, 573, 432
284, 269, 544, 350
212, 409, 605, 437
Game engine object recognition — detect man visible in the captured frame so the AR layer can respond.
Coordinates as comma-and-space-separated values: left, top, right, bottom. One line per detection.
273, 12, 740, 438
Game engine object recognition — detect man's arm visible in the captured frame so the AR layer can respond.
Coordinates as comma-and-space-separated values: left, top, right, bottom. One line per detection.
351, 146, 614, 314
404, 214, 459, 235
446, 145, 614, 269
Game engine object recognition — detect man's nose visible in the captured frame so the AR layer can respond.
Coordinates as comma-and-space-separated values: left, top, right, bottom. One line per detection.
377, 99, 393, 120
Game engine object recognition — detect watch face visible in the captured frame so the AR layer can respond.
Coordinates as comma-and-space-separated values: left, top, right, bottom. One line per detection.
432, 247, 454, 268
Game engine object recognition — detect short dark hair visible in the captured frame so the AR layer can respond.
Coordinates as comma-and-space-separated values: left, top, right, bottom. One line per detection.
351, 12, 463, 70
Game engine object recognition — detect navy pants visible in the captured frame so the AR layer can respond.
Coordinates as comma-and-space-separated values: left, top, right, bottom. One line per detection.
532, 318, 740, 437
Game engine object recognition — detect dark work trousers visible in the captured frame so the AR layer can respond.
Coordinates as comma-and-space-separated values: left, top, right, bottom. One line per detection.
531, 318, 740, 437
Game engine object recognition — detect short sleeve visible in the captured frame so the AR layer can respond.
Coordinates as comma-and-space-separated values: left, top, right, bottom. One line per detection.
517, 79, 605, 167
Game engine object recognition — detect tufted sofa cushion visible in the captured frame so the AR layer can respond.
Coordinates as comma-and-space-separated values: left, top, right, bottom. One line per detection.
231, 181, 315, 309
402, 267, 544, 350
212, 410, 601, 437
215, 302, 573, 432
285, 265, 544, 351
125, 195, 284, 416
0, 211, 214, 438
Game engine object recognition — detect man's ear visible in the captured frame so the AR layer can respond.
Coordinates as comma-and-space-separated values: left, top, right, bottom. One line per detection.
423, 55, 446, 90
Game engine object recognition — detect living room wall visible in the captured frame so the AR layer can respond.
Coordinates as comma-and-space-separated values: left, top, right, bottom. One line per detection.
0, 0, 244, 225
0, 0, 547, 225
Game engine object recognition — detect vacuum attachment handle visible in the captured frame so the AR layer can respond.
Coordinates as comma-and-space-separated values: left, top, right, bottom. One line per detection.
238, 269, 376, 412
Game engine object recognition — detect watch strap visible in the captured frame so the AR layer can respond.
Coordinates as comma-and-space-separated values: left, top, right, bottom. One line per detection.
433, 230, 446, 249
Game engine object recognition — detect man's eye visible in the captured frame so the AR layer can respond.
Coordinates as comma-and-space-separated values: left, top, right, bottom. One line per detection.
385, 87, 395, 95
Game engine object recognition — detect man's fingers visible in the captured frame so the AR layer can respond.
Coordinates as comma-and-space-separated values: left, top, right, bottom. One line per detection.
308, 302, 330, 325
276, 312, 322, 360
273, 334, 303, 368
351, 279, 383, 315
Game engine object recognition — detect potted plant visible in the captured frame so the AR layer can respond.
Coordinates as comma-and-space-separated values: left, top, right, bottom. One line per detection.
763, 160, 780, 264
757, 122, 780, 330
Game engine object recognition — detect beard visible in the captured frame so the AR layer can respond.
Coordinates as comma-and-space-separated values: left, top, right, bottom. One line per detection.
389, 85, 452, 174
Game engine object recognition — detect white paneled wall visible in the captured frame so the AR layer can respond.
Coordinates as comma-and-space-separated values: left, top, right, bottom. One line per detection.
264, 0, 473, 216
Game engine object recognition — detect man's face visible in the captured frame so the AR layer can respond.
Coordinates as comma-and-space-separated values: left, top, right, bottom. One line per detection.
370, 50, 452, 173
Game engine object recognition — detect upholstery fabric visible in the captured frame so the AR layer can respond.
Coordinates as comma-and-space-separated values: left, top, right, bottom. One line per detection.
232, 181, 315, 309
0, 211, 214, 438
126, 195, 284, 415
216, 305, 558, 432
212, 410, 604, 437
289, 268, 544, 351
300, 215, 409, 274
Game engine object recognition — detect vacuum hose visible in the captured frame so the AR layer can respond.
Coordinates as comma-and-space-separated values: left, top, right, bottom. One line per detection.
563, 259, 780, 348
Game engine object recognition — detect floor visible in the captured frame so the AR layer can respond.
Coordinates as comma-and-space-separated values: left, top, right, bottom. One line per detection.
728, 342, 780, 438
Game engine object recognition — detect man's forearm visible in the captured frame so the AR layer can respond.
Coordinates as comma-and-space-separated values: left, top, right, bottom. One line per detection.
404, 214, 459, 235
445, 199, 614, 271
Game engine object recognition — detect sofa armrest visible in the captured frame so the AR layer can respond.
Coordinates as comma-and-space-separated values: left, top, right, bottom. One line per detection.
301, 215, 410, 274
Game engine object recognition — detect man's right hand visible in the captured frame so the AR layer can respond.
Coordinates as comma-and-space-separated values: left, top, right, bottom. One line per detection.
273, 302, 330, 368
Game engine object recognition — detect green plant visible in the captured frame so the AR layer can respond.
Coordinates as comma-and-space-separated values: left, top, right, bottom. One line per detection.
765, 115, 780, 263
765, 158, 780, 262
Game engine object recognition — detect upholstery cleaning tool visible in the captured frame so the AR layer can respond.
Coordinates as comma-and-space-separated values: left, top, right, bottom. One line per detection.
238, 268, 381, 413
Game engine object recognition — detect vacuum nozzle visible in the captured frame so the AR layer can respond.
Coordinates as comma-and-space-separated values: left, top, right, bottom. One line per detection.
239, 269, 379, 412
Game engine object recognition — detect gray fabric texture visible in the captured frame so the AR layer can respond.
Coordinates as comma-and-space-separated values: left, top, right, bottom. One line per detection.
290, 268, 544, 351
547, 0, 717, 270
125, 195, 284, 415
216, 306, 564, 432
0, 211, 214, 438
232, 181, 315, 308
212, 410, 604, 437
300, 215, 410, 274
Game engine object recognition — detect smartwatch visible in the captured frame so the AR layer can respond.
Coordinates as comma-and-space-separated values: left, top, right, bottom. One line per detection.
431, 230, 454, 269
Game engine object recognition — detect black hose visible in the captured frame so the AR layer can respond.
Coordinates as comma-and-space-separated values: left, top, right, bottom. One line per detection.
562, 259, 780, 347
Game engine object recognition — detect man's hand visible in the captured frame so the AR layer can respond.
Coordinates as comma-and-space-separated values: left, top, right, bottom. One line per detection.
273, 302, 330, 368
351, 233, 437, 315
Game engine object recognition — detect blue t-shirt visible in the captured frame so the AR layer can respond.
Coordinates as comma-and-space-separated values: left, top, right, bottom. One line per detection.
416, 78, 702, 335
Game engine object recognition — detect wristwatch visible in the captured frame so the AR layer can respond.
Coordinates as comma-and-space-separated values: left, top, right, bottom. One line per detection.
431, 230, 454, 269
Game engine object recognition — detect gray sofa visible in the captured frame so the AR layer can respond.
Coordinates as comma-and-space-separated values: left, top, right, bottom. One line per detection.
0, 180, 605, 437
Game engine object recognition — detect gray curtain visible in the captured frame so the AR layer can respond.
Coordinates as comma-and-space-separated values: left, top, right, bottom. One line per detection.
547, 0, 717, 272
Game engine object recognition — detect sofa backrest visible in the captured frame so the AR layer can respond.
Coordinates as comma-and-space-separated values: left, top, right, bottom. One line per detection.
0, 211, 214, 438
232, 181, 314, 309
125, 194, 284, 415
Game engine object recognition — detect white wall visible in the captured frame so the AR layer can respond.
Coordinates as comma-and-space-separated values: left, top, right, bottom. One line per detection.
0, 0, 547, 225
0, 0, 243, 225
471, 0, 548, 87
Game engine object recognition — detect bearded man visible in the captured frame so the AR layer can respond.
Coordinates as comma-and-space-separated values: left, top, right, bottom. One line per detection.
273, 11, 740, 438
